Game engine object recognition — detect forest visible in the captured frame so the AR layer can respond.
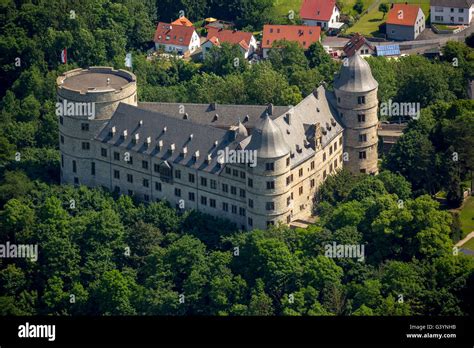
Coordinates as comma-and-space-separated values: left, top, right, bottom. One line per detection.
0, 0, 473, 316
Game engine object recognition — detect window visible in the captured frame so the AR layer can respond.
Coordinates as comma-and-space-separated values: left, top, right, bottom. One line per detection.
60, 135, 64, 144
81, 123, 89, 131
323, 152, 326, 161
311, 179, 315, 188
339, 137, 343, 146
101, 148, 107, 157
155, 182, 162, 191
240, 171, 246, 179
114, 152, 120, 161
286, 157, 290, 166
59, 116, 64, 125
201, 177, 207, 186
210, 179, 216, 189
175, 170, 181, 179
189, 173, 195, 183
240, 188, 246, 198
239, 207, 246, 216
175, 188, 181, 197
248, 217, 253, 226
299, 168, 303, 177
127, 174, 133, 183
143, 179, 149, 188
459, 17, 464, 22
311, 161, 315, 170
232, 169, 238, 177
266, 202, 274, 211
330, 163, 333, 172
82, 142, 90, 150
267, 181, 275, 190
248, 178, 253, 187
189, 192, 195, 201
144, 194, 150, 202
459, 8, 464, 13
359, 151, 367, 160
334, 159, 338, 168
267, 221, 275, 227
360, 169, 367, 174
357, 96, 366, 104
323, 170, 327, 179
249, 199, 254, 208
74, 177, 79, 185
210, 199, 216, 208
358, 114, 366, 123
61, 155, 64, 167
299, 186, 303, 195
127, 156, 133, 165
222, 202, 229, 212
72, 160, 77, 173
334, 142, 337, 150
231, 205, 237, 214
230, 186, 237, 195
265, 162, 274, 171
114, 170, 120, 179
201, 196, 207, 205
142, 161, 149, 170
222, 184, 228, 193
287, 196, 291, 206
329, 146, 333, 155
225, 167, 231, 174
359, 134, 367, 142
91, 162, 95, 175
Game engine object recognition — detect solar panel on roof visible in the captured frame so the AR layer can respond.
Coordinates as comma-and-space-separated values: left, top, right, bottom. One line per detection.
376, 45, 401, 56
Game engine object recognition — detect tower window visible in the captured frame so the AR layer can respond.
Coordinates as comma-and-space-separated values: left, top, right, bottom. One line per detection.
201, 196, 207, 205
114, 152, 120, 161
201, 177, 207, 186
231, 186, 237, 195
267, 181, 275, 190
266, 202, 275, 211
127, 174, 133, 183
359, 151, 367, 160
142, 160, 149, 170
189, 173, 195, 183
81, 123, 89, 131
249, 199, 254, 208
358, 114, 366, 122
240, 188, 246, 198
248, 178, 253, 187
359, 134, 367, 142
210, 199, 216, 208
91, 162, 95, 175
82, 142, 90, 150
266, 162, 274, 171
101, 148, 107, 157
188, 192, 195, 201
72, 160, 77, 173
357, 96, 366, 104
231, 205, 237, 214
155, 182, 162, 191
143, 179, 149, 188
114, 170, 120, 179
175, 188, 181, 197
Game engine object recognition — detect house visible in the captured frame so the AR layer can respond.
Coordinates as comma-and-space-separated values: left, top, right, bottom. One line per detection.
202, 28, 257, 59
431, 0, 474, 25
343, 33, 375, 57
386, 4, 425, 41
261, 25, 321, 58
171, 16, 193, 27
154, 22, 200, 56
300, 0, 343, 30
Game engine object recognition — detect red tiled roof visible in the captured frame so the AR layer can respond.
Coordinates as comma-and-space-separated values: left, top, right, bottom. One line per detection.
300, 0, 337, 22
343, 33, 374, 57
262, 25, 321, 49
387, 4, 422, 27
171, 16, 193, 27
154, 22, 196, 46
206, 28, 253, 48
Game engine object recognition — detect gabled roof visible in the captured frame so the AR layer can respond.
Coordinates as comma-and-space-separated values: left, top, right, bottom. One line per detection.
171, 16, 193, 27
387, 4, 423, 27
431, 0, 473, 8
262, 25, 321, 49
300, 0, 338, 21
206, 28, 254, 50
343, 33, 375, 57
154, 22, 196, 46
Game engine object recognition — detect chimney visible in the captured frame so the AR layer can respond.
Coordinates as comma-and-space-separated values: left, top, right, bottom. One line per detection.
210, 102, 217, 111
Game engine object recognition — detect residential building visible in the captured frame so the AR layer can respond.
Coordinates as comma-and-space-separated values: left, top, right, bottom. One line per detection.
431, 0, 474, 25
261, 25, 321, 58
300, 0, 342, 30
153, 22, 200, 55
57, 56, 378, 231
386, 4, 426, 41
343, 33, 375, 57
202, 28, 257, 59
171, 16, 193, 27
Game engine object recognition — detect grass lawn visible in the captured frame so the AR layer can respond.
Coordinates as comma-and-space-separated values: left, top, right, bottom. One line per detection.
461, 237, 474, 251
347, 0, 430, 36
272, 0, 303, 19
460, 196, 474, 236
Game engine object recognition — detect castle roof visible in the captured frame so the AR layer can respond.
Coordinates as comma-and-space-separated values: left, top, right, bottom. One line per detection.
245, 114, 291, 158
334, 53, 378, 93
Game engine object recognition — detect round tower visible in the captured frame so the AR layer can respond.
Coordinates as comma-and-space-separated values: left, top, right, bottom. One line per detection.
334, 54, 378, 175
245, 114, 292, 230
56, 67, 137, 187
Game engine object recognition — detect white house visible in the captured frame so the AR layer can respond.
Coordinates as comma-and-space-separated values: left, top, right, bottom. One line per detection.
430, 0, 474, 26
153, 22, 201, 56
300, 0, 343, 30
202, 28, 257, 59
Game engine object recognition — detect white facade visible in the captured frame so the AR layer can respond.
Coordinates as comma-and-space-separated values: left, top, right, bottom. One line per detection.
303, 6, 340, 29
155, 31, 200, 55
202, 36, 257, 59
431, 4, 473, 25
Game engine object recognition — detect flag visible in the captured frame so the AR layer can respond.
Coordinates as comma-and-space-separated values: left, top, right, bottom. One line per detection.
61, 48, 67, 64
125, 52, 132, 68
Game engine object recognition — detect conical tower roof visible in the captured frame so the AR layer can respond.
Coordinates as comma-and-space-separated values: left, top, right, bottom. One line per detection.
334, 53, 378, 93
246, 114, 290, 158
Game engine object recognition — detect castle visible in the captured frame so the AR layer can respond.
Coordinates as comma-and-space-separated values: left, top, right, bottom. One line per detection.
57, 53, 378, 230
